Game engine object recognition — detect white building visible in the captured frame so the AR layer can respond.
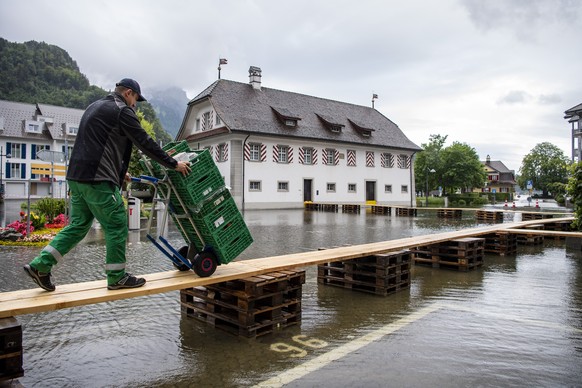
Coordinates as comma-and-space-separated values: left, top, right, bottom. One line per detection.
177, 67, 422, 210
0, 100, 80, 199
566, 102, 582, 163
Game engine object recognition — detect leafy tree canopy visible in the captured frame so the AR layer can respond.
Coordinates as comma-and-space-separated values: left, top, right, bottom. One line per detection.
414, 134, 486, 195
517, 142, 570, 197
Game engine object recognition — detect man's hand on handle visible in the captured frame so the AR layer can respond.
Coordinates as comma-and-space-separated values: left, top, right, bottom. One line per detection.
175, 161, 191, 176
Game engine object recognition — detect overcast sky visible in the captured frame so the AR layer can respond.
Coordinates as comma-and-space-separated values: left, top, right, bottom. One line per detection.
1, 0, 581, 172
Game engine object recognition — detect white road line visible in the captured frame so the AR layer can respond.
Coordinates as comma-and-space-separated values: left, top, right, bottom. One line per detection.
440, 303, 582, 333
253, 303, 442, 388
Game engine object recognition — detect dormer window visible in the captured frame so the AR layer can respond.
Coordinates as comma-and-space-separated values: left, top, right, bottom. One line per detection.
25, 120, 42, 133
63, 123, 79, 136
316, 114, 345, 133
271, 106, 301, 128
348, 119, 375, 137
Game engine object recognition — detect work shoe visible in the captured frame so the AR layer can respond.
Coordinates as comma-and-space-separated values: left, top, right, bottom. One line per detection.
23, 264, 56, 292
107, 273, 146, 290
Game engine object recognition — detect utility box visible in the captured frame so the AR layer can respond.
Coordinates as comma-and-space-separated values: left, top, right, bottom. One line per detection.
127, 196, 141, 230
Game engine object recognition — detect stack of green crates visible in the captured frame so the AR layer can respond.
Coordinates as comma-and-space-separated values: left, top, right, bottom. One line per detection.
152, 141, 253, 265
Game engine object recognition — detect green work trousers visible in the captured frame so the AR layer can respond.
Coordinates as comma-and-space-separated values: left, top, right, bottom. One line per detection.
29, 180, 128, 285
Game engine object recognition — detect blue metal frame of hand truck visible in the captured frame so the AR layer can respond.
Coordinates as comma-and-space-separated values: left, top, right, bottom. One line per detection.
128, 174, 209, 272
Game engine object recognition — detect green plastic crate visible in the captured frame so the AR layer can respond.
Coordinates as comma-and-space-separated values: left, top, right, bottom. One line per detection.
166, 149, 225, 209
146, 141, 192, 178
192, 196, 239, 235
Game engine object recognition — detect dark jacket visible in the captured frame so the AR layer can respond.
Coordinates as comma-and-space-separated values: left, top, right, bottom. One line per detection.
67, 92, 177, 187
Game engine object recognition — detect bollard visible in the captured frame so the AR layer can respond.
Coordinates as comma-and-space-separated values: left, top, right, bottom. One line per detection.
128, 196, 141, 230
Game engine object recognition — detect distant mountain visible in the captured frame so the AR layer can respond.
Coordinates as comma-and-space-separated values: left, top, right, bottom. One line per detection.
0, 38, 106, 109
0, 38, 172, 144
147, 87, 189, 138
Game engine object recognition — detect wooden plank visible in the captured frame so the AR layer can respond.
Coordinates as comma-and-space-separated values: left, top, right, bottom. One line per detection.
0, 217, 574, 318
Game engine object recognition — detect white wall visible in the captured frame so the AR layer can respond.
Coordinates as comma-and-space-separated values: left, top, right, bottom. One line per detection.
193, 135, 416, 209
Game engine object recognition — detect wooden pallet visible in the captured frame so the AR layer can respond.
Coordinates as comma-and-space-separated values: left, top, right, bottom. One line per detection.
370, 205, 391, 215
475, 210, 504, 222
317, 251, 411, 296
342, 204, 361, 214
516, 224, 544, 245
395, 207, 417, 216
522, 212, 554, 221
318, 276, 410, 296
0, 317, 23, 381
180, 270, 305, 338
483, 232, 517, 255
437, 209, 462, 218
542, 220, 572, 240
411, 238, 484, 271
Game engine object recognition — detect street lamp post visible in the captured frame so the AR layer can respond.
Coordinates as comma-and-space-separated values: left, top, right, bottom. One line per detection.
0, 146, 11, 200
426, 168, 435, 207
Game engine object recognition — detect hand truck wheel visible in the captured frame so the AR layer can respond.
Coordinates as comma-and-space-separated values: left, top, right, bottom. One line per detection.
172, 246, 191, 271
192, 251, 218, 277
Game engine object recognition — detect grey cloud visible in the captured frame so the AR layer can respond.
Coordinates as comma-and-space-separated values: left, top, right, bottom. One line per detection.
497, 90, 530, 105
460, 0, 582, 40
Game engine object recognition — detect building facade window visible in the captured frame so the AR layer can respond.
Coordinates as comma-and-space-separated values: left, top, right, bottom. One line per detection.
25, 120, 41, 133
326, 183, 336, 192
32, 144, 50, 159
401, 185, 408, 193
217, 143, 228, 162
382, 153, 394, 168
278, 145, 289, 163
201, 111, 213, 131
385, 184, 392, 193
9, 163, 23, 179
304, 148, 313, 165
348, 183, 357, 193
10, 143, 23, 159
249, 181, 262, 191
398, 154, 409, 169
249, 144, 260, 161
278, 181, 289, 192
325, 148, 336, 165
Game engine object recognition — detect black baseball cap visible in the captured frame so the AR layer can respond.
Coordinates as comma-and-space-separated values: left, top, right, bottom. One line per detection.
116, 78, 146, 102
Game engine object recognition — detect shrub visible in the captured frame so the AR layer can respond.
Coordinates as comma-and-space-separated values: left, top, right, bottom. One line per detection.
33, 198, 66, 222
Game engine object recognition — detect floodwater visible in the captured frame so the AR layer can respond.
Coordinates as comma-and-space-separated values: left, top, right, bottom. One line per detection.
1, 203, 581, 388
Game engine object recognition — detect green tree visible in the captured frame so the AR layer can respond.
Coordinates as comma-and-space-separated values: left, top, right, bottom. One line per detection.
128, 110, 157, 178
441, 142, 487, 194
517, 142, 570, 197
566, 161, 582, 230
414, 134, 447, 196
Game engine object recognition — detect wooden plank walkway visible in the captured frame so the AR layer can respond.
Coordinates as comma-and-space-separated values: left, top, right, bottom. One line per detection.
0, 217, 577, 319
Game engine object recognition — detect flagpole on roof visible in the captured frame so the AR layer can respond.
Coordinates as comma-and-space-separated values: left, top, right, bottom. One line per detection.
372, 93, 378, 109
218, 58, 228, 79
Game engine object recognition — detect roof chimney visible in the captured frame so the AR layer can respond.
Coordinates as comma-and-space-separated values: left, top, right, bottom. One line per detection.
249, 66, 262, 90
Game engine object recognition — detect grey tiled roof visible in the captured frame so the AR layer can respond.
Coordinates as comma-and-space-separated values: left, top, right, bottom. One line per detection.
0, 99, 83, 141
565, 102, 582, 118
483, 160, 513, 174
188, 80, 421, 151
